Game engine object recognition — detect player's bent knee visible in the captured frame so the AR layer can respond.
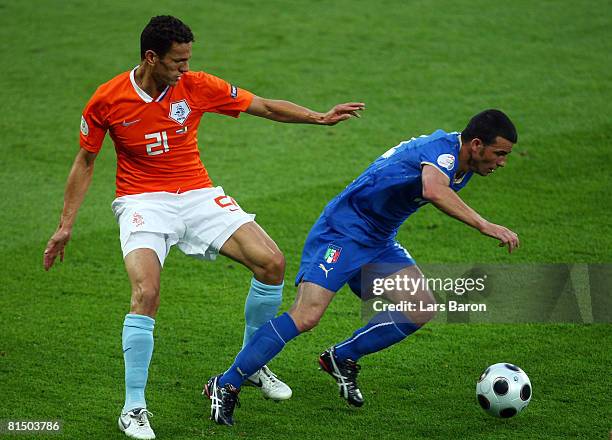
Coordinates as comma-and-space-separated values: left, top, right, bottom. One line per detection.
294, 316, 320, 332
289, 310, 321, 333
255, 251, 286, 285
396, 319, 422, 336
268, 251, 286, 276
130, 281, 161, 315
413, 291, 437, 325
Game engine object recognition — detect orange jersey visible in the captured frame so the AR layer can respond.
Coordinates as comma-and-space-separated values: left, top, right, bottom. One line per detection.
79, 68, 254, 197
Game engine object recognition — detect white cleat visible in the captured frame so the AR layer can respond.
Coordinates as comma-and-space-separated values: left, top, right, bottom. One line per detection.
118, 408, 155, 440
245, 365, 293, 401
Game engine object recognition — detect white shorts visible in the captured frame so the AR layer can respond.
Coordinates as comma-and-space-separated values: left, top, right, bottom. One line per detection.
111, 187, 255, 266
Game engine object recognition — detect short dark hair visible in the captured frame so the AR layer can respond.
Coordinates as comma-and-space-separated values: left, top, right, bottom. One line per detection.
140, 16, 194, 60
461, 109, 517, 145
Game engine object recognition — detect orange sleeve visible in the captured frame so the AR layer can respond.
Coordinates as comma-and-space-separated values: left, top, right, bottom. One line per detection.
79, 88, 109, 153
190, 71, 254, 117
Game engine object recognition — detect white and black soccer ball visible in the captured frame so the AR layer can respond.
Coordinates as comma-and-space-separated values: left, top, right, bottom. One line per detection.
476, 363, 532, 418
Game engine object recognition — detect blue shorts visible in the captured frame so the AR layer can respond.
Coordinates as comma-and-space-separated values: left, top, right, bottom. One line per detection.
295, 216, 416, 297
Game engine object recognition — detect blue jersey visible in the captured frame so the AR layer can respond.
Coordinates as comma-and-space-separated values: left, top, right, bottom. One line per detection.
322, 129, 473, 246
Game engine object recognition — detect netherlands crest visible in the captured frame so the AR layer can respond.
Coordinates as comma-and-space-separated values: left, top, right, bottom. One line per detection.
324, 244, 342, 264
169, 99, 191, 125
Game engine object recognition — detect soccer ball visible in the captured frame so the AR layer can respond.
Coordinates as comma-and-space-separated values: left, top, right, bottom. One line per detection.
476, 363, 532, 418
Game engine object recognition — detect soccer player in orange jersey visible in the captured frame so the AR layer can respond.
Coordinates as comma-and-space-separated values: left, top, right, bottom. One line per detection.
43, 15, 364, 440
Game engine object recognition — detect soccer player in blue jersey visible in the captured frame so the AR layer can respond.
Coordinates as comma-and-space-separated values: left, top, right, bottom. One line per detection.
204, 109, 519, 425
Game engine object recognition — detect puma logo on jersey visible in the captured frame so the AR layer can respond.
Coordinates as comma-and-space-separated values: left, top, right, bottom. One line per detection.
122, 119, 141, 127
319, 264, 334, 278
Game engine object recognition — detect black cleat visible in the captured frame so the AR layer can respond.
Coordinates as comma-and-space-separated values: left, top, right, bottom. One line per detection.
203, 375, 240, 426
318, 347, 364, 407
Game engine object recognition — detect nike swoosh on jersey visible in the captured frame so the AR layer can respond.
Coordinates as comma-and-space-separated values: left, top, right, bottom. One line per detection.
121, 119, 141, 127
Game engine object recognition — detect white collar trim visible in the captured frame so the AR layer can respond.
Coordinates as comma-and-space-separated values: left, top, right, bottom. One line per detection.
130, 66, 169, 103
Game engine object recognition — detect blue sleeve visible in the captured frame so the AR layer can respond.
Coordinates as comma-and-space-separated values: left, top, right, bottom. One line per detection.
418, 141, 458, 182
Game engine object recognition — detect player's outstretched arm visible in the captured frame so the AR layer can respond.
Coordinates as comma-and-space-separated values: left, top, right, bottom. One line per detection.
421, 165, 519, 253
44, 148, 98, 270
246, 96, 365, 125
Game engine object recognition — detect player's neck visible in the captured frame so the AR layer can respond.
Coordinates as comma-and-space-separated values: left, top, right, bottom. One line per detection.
134, 64, 167, 99
457, 138, 471, 176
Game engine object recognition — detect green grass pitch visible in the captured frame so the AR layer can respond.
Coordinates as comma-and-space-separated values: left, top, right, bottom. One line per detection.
1, 0, 611, 439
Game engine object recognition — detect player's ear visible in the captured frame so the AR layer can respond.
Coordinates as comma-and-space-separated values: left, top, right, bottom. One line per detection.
471, 138, 484, 152
143, 49, 158, 66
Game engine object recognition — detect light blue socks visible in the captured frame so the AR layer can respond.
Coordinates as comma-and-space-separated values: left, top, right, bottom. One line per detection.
122, 314, 155, 411
121, 277, 280, 410
242, 277, 283, 347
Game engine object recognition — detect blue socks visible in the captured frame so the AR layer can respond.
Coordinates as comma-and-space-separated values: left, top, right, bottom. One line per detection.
122, 314, 155, 411
221, 312, 299, 388
243, 278, 284, 348
334, 311, 420, 362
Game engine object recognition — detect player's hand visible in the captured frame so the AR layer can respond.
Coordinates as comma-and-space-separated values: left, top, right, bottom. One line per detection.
321, 102, 365, 125
479, 222, 520, 253
44, 228, 72, 271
